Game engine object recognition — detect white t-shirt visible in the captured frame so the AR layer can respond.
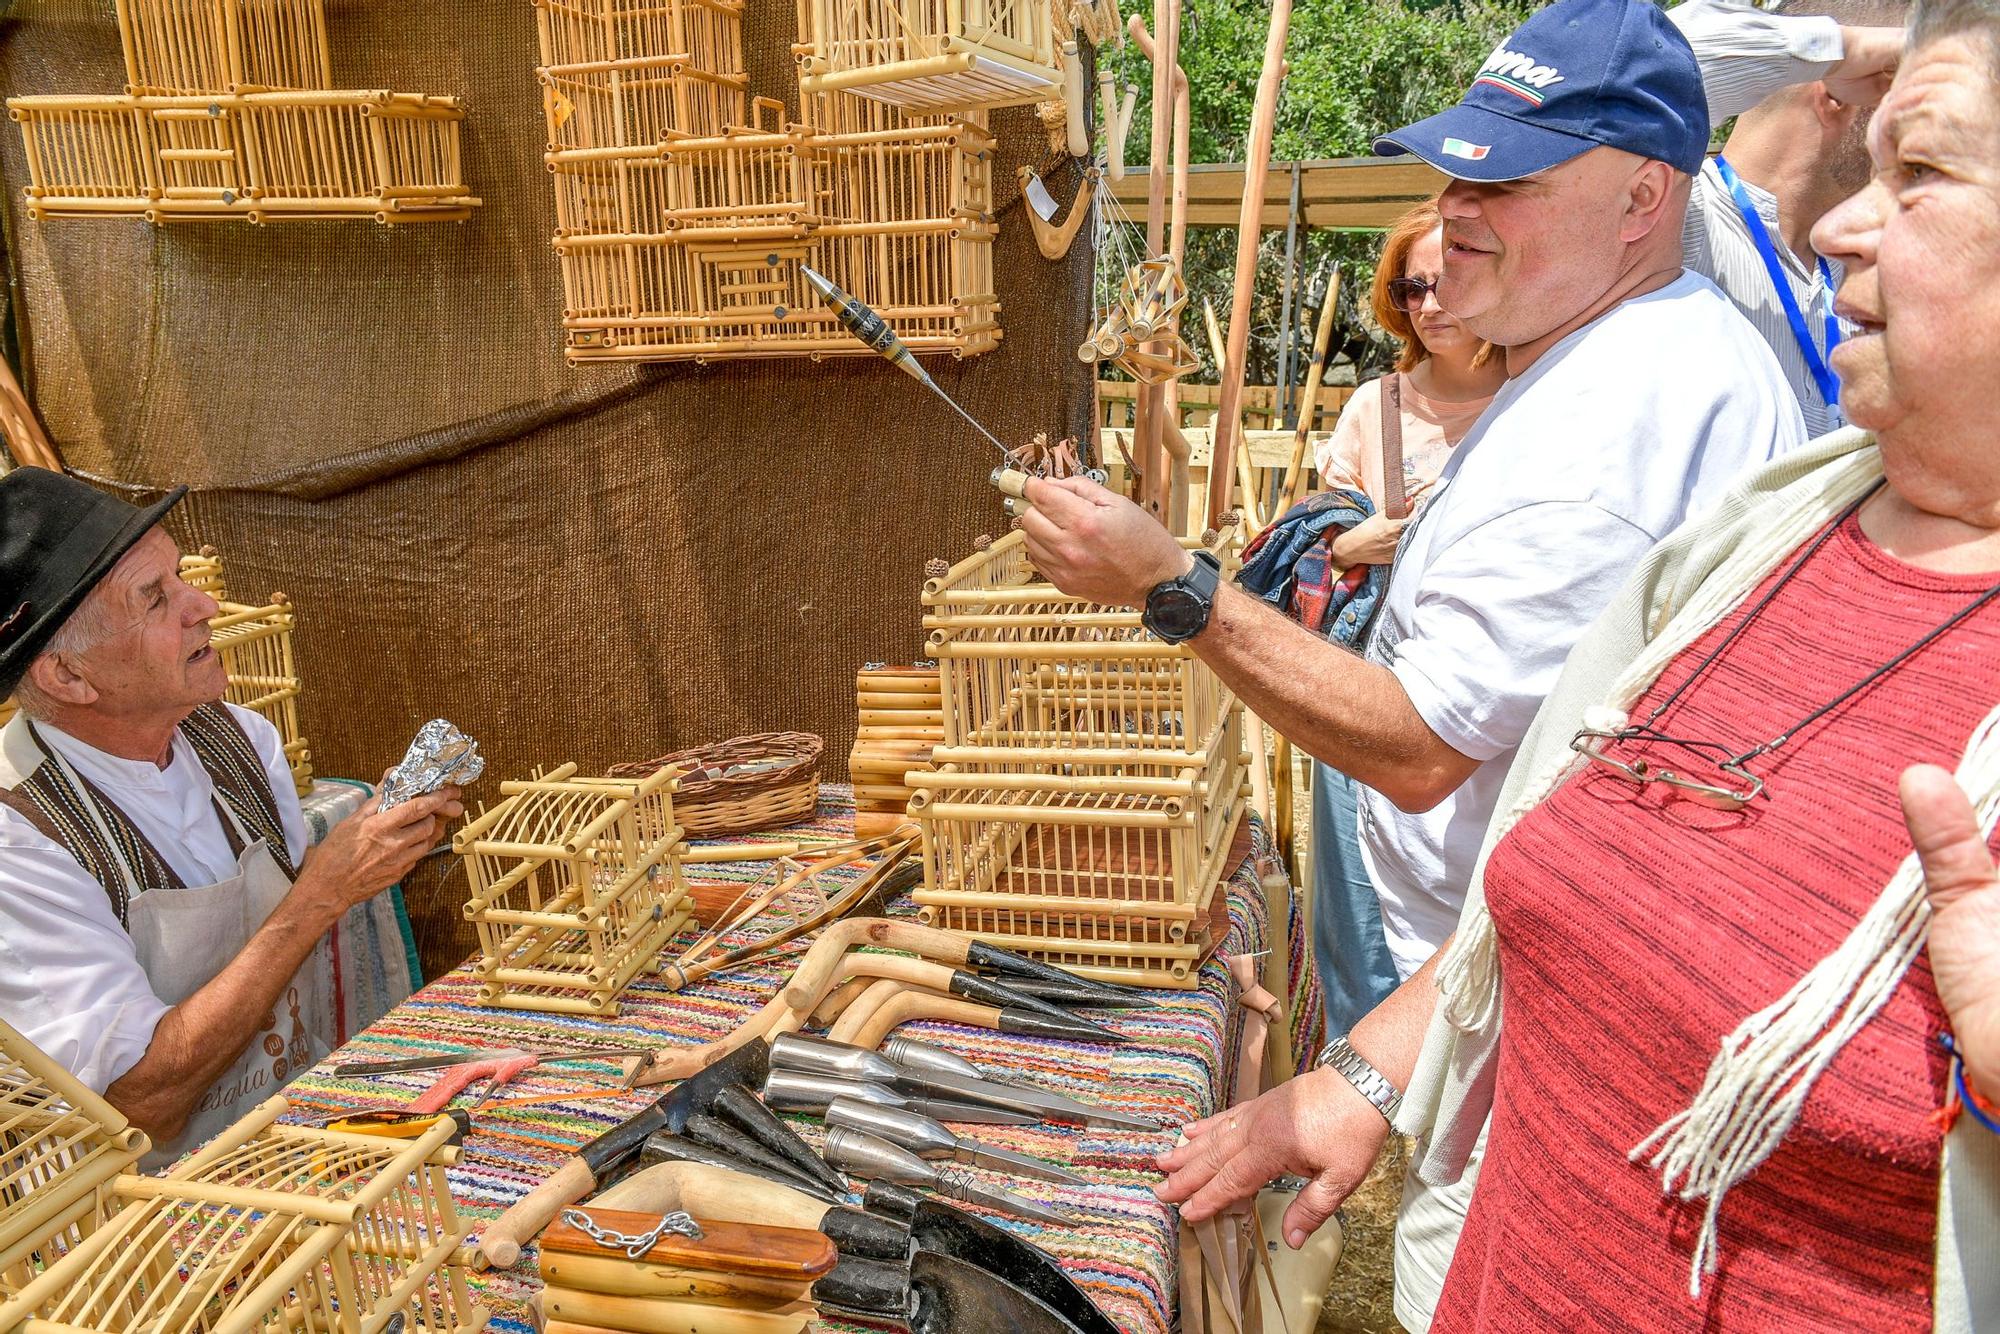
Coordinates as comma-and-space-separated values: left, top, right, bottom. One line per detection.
1354, 271, 1805, 979
0, 705, 308, 1090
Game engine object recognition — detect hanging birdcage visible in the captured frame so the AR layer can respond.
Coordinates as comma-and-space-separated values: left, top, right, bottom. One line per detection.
537, 0, 1001, 364
6, 0, 478, 224
795, 0, 1064, 113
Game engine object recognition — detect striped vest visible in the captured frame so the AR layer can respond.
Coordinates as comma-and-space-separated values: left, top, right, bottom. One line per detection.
2, 704, 297, 926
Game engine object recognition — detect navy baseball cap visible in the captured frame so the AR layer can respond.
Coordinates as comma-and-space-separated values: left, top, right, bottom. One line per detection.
1374, 0, 1709, 183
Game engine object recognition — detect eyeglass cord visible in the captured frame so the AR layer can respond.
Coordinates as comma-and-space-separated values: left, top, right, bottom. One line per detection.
1619, 482, 2000, 777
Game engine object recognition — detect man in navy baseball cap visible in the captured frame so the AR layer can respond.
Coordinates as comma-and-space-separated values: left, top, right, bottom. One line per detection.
1008, 2, 1805, 1325
1375, 0, 1709, 182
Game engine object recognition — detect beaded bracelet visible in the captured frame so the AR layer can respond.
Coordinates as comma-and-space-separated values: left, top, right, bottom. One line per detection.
1942, 1033, 2000, 1136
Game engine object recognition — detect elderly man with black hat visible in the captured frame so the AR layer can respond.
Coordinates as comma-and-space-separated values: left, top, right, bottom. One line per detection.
0, 469, 462, 1162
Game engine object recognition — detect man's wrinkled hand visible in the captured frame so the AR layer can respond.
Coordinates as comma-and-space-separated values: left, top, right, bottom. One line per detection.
1825, 25, 1901, 107
1900, 765, 2000, 1102
1155, 1068, 1389, 1250
303, 780, 465, 911
1018, 475, 1192, 608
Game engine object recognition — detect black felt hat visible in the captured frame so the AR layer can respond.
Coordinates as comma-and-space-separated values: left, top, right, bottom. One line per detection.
0, 469, 186, 699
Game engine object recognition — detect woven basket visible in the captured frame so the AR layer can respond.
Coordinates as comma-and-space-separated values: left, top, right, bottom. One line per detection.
608, 732, 823, 836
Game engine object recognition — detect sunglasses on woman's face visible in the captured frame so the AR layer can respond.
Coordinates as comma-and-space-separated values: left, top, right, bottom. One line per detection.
1387, 276, 1441, 313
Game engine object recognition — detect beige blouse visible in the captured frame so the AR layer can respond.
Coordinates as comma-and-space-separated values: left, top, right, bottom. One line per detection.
1314, 372, 1496, 512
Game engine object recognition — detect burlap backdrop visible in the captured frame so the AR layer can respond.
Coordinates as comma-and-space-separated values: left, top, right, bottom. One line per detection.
0, 0, 1095, 972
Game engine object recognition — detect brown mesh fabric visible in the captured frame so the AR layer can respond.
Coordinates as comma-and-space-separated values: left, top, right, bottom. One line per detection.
1, 0, 1095, 974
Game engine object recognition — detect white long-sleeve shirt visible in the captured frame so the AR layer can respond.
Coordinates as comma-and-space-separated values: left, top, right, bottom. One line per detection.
0, 705, 307, 1090
1672, 0, 1851, 438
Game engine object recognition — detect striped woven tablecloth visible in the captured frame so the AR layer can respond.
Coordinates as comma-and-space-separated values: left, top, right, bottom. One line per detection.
281, 789, 1323, 1334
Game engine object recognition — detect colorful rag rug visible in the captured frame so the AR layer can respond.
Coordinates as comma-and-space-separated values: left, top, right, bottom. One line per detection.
280, 788, 1322, 1334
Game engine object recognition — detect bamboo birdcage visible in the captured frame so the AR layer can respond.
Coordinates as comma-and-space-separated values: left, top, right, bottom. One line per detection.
6, 0, 478, 225
456, 764, 693, 1017
795, 0, 1063, 112
536, 0, 999, 364
178, 548, 313, 798
0, 1096, 486, 1334
0, 1019, 149, 1299
909, 528, 1249, 988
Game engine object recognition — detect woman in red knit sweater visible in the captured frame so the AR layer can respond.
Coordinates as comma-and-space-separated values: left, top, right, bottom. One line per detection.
1157, 3, 2000, 1328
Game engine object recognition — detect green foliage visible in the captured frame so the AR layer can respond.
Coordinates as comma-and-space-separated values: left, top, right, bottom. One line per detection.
1096, 0, 1537, 391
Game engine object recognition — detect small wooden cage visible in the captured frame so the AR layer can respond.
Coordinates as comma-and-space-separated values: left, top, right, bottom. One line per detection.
457, 764, 693, 1017
6, 0, 478, 225
795, 0, 1063, 112
178, 548, 313, 798
536, 0, 999, 364
909, 529, 1248, 988
0, 1095, 486, 1334
0, 1019, 149, 1299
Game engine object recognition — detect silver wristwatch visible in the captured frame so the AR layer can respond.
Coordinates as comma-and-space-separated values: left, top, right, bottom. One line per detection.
1313, 1035, 1403, 1124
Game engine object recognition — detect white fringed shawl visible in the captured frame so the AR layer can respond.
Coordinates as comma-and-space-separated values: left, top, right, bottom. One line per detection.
1393, 428, 2000, 1326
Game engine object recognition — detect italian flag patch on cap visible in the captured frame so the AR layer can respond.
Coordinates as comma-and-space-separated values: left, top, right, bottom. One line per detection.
1442, 138, 1491, 161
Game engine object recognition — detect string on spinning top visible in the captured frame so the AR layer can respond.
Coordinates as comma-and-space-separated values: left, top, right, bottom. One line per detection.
800, 265, 1016, 462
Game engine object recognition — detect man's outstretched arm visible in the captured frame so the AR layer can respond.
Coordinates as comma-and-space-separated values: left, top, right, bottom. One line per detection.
1018, 476, 1480, 811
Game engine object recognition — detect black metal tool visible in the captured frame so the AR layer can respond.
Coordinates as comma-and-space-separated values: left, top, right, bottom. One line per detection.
637, 1130, 842, 1205
711, 1081, 847, 1197
474, 1036, 772, 1268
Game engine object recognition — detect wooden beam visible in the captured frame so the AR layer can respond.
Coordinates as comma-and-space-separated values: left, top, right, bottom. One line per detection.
1111, 156, 1444, 231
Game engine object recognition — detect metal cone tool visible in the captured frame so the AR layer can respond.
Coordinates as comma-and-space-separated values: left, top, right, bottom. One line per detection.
826, 1097, 1087, 1186
824, 1127, 1075, 1227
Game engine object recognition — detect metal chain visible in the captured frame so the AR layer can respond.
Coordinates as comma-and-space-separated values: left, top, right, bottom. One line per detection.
559, 1207, 703, 1258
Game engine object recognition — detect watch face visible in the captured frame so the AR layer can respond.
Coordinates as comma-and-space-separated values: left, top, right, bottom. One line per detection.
1148, 587, 1207, 640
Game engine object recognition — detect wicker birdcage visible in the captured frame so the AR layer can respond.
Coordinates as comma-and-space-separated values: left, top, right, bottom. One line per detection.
536, 0, 999, 364
6, 0, 478, 225
795, 0, 1063, 112
177, 548, 313, 798
909, 528, 1249, 988
0, 1019, 149, 1299
0, 1095, 486, 1334
457, 764, 693, 1017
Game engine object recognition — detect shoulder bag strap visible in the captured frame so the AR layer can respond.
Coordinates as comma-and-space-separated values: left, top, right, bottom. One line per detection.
1379, 373, 1408, 520
181, 704, 299, 881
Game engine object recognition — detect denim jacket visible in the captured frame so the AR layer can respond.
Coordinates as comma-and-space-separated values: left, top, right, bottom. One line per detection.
1235, 487, 1388, 649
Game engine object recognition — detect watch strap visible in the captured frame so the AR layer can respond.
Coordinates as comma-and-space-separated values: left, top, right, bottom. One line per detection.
1313, 1035, 1403, 1124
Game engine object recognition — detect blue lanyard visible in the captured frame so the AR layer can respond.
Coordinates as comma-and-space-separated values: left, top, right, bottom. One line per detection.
1715, 155, 1843, 410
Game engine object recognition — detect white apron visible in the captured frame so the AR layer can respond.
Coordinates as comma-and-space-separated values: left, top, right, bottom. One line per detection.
1, 721, 334, 1167
125, 824, 333, 1168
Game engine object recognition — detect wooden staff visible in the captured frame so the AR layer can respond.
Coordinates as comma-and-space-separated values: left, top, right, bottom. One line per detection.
1127, 7, 1193, 532
1207, 0, 1295, 530
849, 990, 1019, 1051
1280, 269, 1342, 513
625, 919, 1059, 1090
1202, 302, 1266, 534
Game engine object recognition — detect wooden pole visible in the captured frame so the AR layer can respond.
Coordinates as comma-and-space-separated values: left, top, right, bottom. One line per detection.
0, 358, 63, 471
1207, 0, 1293, 529
1279, 267, 1340, 513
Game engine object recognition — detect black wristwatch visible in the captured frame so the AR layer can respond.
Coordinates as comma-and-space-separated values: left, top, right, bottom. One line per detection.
1141, 550, 1221, 644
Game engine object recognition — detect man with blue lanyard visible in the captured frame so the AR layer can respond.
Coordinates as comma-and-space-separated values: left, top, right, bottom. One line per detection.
1671, 0, 1909, 437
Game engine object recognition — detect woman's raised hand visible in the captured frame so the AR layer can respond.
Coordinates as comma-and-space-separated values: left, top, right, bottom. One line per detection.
1900, 764, 2000, 1102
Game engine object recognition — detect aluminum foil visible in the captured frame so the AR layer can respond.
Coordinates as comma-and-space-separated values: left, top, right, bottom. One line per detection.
379, 719, 484, 810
